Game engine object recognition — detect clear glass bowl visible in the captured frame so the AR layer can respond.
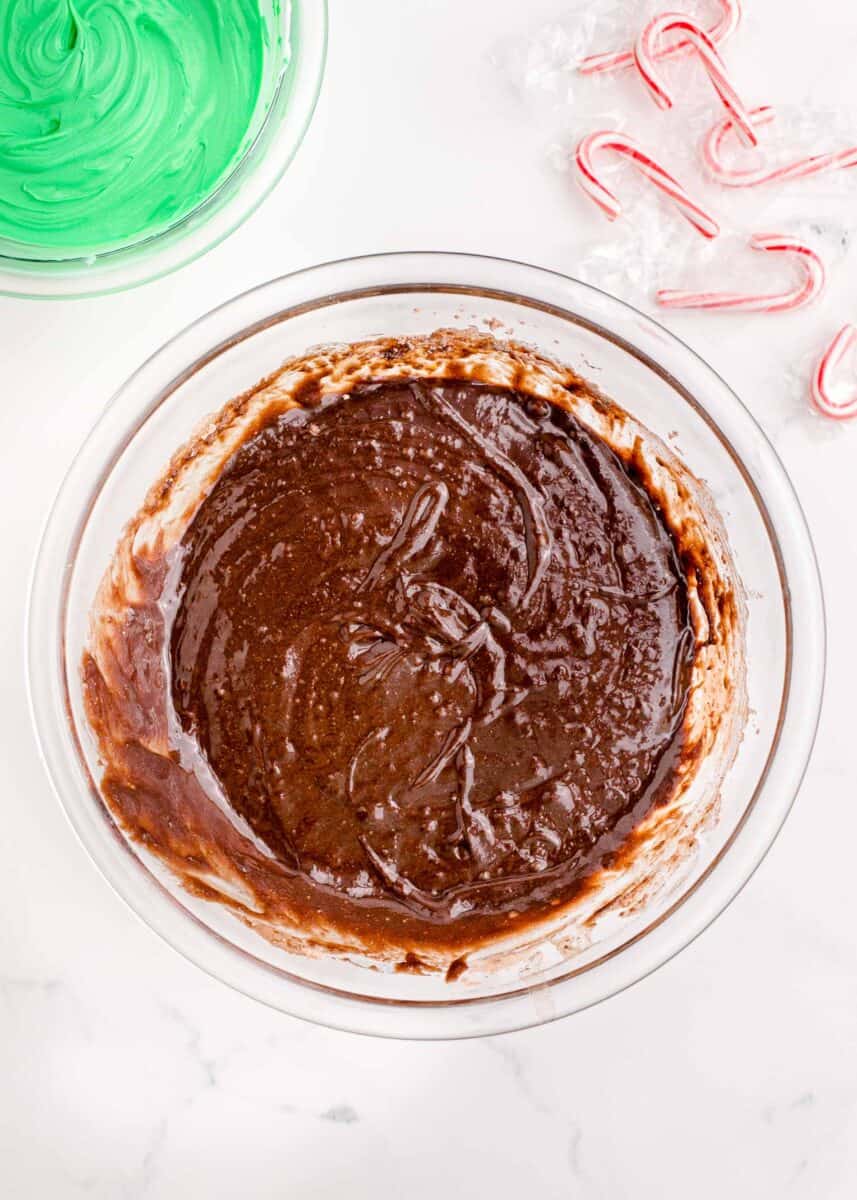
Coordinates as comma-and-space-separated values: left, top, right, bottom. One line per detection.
28, 253, 825, 1038
0, 1, 327, 300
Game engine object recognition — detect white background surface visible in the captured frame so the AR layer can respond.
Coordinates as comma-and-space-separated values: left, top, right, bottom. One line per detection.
3, 1, 857, 1196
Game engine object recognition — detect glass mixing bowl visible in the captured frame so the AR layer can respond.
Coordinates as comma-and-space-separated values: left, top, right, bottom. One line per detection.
0, 1, 327, 300
28, 252, 825, 1037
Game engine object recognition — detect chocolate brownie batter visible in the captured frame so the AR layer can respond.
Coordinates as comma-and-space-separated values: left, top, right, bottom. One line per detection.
165, 377, 693, 930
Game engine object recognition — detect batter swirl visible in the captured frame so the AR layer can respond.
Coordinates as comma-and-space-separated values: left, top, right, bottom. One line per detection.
168, 378, 694, 923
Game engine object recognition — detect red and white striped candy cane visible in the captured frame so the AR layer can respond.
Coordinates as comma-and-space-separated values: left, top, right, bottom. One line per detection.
703, 105, 857, 187
811, 325, 857, 421
574, 131, 720, 238
579, 0, 742, 76
657, 234, 826, 313
634, 13, 759, 148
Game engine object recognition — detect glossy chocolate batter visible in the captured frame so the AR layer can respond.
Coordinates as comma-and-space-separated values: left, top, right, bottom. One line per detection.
166, 377, 693, 931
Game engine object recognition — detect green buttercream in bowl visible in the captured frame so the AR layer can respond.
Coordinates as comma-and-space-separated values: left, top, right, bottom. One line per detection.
0, 0, 272, 254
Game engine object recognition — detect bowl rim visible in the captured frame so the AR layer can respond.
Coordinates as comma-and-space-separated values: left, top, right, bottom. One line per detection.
26, 251, 826, 1038
0, 0, 328, 300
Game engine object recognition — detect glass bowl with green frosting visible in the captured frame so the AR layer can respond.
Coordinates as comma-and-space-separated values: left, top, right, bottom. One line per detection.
0, 0, 326, 298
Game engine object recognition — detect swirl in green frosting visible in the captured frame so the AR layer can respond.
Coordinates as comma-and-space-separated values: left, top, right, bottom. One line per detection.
0, 0, 272, 254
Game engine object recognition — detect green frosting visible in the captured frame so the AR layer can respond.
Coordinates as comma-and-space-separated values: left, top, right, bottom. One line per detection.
0, 0, 271, 254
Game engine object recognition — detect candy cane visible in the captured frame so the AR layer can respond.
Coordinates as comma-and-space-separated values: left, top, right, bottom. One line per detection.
657, 234, 826, 313
574, 131, 720, 238
633, 13, 759, 148
811, 325, 857, 420
703, 104, 857, 187
579, 0, 742, 76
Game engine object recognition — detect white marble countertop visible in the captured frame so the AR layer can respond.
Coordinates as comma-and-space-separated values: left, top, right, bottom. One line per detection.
3, 1, 856, 1195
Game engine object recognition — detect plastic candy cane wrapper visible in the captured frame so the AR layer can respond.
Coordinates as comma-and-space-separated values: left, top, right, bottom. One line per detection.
633, 11, 759, 147
638, 103, 857, 222
657, 234, 827, 313
699, 104, 857, 196
551, 129, 717, 305
492, 7, 602, 114
580, 0, 743, 76
552, 122, 714, 305
491, 0, 752, 115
